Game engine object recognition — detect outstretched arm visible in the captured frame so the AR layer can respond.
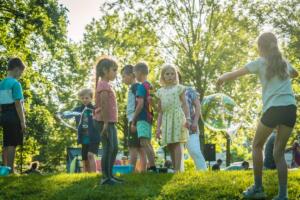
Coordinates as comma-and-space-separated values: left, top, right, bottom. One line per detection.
216, 67, 249, 87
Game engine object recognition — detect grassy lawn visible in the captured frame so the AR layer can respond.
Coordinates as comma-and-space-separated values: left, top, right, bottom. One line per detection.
0, 170, 300, 200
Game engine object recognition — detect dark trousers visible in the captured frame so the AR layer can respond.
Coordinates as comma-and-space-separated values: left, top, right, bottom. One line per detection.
94, 121, 118, 179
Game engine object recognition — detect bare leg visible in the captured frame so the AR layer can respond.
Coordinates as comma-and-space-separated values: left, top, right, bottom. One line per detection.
138, 147, 147, 172
252, 122, 273, 187
140, 139, 155, 167
88, 152, 97, 172
129, 147, 138, 171
7, 146, 16, 173
273, 125, 293, 198
2, 147, 8, 166
82, 160, 89, 172
167, 144, 175, 169
173, 143, 183, 172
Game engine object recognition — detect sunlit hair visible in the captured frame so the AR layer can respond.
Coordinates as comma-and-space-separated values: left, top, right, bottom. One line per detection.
258, 32, 288, 80
78, 88, 93, 98
159, 64, 179, 86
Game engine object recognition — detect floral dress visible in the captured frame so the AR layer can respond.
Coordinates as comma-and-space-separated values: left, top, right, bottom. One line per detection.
156, 84, 188, 146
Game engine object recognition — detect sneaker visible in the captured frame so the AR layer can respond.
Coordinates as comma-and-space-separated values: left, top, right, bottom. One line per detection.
272, 196, 288, 200
112, 176, 124, 183
101, 178, 118, 186
100, 178, 109, 185
147, 166, 157, 173
242, 185, 267, 199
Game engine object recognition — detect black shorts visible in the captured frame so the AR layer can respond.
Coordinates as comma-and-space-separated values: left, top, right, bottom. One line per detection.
261, 105, 297, 128
1, 104, 23, 147
81, 143, 99, 161
128, 122, 141, 148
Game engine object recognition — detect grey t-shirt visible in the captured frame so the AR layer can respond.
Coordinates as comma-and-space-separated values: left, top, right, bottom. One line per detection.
245, 57, 296, 113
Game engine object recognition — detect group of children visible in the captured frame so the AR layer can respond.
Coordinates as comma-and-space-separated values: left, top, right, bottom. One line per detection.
93, 58, 208, 185
0, 32, 298, 199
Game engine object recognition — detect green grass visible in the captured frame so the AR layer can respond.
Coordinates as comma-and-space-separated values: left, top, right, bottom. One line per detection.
0, 170, 300, 200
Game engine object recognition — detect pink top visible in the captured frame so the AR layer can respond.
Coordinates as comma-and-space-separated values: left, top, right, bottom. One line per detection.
93, 80, 118, 122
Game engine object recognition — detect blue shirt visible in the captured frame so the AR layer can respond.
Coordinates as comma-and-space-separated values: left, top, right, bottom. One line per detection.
245, 58, 296, 113
0, 77, 24, 104
136, 81, 153, 124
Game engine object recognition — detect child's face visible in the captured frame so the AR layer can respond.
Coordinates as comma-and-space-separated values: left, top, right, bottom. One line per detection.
80, 94, 92, 106
163, 68, 176, 85
106, 66, 118, 81
121, 73, 134, 85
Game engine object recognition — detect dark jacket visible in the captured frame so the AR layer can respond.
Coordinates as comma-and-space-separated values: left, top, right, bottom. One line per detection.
74, 104, 100, 144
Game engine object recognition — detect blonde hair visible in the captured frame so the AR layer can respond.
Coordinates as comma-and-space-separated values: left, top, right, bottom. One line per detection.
159, 64, 179, 86
258, 32, 288, 80
78, 88, 93, 98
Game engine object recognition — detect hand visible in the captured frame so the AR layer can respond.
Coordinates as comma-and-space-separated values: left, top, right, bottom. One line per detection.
130, 123, 137, 133
184, 120, 191, 129
156, 129, 161, 139
216, 75, 226, 88
191, 121, 198, 132
101, 123, 108, 136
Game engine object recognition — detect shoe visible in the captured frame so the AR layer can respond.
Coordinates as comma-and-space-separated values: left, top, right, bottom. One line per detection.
272, 196, 288, 200
242, 185, 267, 199
100, 178, 109, 185
147, 166, 157, 173
101, 178, 118, 186
112, 176, 124, 183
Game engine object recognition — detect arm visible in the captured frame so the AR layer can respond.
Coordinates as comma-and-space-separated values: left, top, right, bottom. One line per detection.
99, 91, 109, 134
216, 67, 249, 87
132, 97, 144, 124
191, 97, 200, 132
180, 91, 191, 128
15, 100, 26, 133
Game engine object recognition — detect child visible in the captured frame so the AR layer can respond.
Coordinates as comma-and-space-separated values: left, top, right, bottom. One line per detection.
73, 89, 100, 173
217, 32, 298, 200
155, 65, 190, 172
178, 73, 207, 171
121, 65, 147, 172
0, 58, 26, 174
93, 56, 121, 185
131, 62, 156, 172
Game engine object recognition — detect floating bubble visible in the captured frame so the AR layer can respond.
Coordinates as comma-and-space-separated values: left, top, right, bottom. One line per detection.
201, 93, 240, 134
56, 107, 93, 131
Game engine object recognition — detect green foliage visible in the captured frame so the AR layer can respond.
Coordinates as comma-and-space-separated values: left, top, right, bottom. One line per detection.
0, 171, 300, 199
1, 0, 299, 172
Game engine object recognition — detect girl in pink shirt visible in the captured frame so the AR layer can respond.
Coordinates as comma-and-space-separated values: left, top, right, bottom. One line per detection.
93, 56, 121, 185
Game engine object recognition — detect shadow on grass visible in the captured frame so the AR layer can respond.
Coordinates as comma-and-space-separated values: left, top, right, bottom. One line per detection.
0, 172, 175, 200
0, 170, 299, 200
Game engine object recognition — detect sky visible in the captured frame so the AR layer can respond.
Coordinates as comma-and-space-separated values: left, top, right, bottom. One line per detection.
58, 0, 105, 42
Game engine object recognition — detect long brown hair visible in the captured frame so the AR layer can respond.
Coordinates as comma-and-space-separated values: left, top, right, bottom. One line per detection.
258, 32, 288, 80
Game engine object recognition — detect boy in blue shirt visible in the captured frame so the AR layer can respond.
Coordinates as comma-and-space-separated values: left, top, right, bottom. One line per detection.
0, 58, 26, 173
